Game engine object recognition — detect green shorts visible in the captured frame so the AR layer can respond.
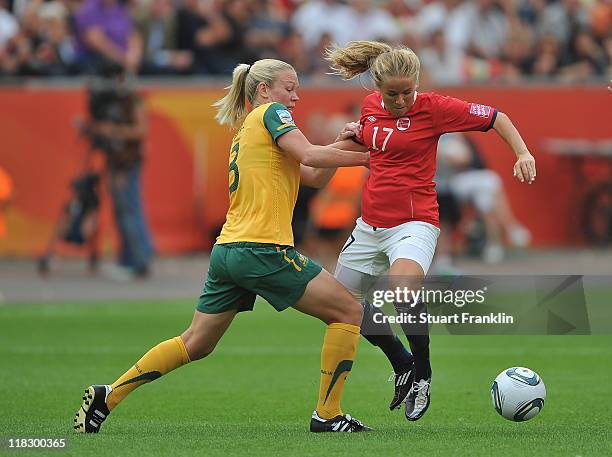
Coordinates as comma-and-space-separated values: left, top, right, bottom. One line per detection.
197, 242, 323, 314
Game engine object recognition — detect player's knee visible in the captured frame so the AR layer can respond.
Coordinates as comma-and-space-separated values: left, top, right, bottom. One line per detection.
389, 276, 422, 294
186, 340, 216, 361
181, 328, 217, 361
331, 296, 363, 326
346, 299, 364, 326
190, 345, 215, 361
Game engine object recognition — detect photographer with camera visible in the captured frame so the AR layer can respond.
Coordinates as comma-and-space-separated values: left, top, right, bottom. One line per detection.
82, 75, 153, 279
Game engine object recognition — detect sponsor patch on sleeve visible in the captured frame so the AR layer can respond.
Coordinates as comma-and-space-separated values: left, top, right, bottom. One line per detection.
469, 103, 492, 118
276, 109, 295, 125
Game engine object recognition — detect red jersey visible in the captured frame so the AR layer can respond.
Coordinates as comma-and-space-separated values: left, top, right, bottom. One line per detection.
357, 91, 497, 228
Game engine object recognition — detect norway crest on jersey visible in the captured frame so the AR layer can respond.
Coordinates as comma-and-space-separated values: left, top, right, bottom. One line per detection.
396, 117, 411, 131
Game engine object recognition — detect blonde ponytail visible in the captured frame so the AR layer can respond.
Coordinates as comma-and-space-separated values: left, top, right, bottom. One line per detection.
326, 40, 392, 80
326, 40, 420, 87
213, 59, 296, 128
213, 63, 251, 127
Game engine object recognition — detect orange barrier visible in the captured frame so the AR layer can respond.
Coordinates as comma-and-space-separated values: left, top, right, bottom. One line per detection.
0, 84, 609, 256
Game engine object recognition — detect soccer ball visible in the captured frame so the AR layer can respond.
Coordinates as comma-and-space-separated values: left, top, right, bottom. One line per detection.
491, 367, 546, 422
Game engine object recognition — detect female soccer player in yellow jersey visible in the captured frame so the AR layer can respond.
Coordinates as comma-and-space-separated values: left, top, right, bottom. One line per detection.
73, 59, 373, 434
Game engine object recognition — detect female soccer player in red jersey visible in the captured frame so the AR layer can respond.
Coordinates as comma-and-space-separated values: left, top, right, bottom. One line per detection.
326, 41, 536, 421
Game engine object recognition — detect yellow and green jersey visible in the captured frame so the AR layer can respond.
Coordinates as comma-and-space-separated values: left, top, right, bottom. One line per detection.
216, 102, 300, 246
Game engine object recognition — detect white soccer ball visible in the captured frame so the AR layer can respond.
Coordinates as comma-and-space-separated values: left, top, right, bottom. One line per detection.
491, 367, 546, 422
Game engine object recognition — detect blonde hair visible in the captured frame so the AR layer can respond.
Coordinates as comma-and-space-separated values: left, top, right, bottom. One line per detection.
213, 59, 295, 127
326, 40, 420, 87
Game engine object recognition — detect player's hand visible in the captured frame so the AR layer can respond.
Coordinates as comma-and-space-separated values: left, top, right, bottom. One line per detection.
513, 152, 536, 184
608, 79, 612, 93
335, 122, 362, 142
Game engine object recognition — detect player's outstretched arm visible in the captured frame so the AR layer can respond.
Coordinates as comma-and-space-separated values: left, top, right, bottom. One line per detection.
278, 129, 369, 169
492, 112, 536, 184
300, 122, 369, 188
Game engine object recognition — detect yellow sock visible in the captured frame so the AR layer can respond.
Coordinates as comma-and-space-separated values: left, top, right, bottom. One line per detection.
107, 336, 191, 410
316, 323, 360, 420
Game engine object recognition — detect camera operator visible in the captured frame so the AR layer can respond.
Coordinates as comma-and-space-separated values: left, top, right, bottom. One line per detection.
82, 75, 153, 279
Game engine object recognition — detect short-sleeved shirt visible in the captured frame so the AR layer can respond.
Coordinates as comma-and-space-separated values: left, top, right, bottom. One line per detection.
75, 0, 133, 57
356, 91, 497, 228
216, 102, 299, 246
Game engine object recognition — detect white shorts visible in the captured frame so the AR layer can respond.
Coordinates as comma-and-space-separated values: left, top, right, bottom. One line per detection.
337, 217, 440, 276
449, 169, 501, 213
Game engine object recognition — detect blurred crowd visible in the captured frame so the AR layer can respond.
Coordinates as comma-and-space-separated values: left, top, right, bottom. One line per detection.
0, 0, 610, 82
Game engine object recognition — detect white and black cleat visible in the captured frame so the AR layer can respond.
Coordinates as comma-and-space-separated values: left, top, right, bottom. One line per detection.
405, 378, 431, 421
389, 364, 415, 410
310, 411, 373, 433
74, 385, 111, 433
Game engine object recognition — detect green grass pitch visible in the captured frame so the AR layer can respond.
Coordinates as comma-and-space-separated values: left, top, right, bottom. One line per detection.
1, 300, 611, 456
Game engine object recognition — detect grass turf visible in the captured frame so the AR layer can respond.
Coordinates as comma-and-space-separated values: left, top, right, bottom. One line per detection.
1, 300, 611, 456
